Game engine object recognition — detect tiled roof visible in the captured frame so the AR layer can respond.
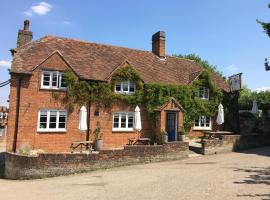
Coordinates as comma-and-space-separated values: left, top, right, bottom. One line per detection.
11, 35, 230, 92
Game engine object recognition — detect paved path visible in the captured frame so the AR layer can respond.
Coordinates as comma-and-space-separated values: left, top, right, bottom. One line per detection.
0, 147, 270, 200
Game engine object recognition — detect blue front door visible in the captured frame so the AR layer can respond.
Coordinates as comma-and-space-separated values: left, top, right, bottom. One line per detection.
166, 112, 177, 141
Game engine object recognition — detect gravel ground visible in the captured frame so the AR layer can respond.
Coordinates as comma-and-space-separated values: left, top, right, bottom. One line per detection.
0, 147, 269, 200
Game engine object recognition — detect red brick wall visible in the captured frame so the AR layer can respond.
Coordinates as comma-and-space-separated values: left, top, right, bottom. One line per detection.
5, 142, 189, 179
7, 52, 220, 152
7, 53, 153, 153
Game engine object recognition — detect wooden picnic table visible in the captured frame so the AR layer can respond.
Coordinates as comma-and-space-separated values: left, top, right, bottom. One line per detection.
70, 140, 94, 153
128, 138, 151, 145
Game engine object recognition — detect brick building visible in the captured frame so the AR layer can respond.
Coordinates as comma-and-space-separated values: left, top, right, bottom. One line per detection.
7, 20, 230, 153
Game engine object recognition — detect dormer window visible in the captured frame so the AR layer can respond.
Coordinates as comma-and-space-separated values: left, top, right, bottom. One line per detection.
41, 71, 67, 90
198, 86, 209, 100
115, 81, 135, 94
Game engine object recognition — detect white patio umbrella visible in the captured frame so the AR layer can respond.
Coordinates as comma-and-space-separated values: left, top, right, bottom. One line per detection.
78, 106, 88, 132
251, 100, 258, 114
134, 105, 142, 132
216, 104, 224, 125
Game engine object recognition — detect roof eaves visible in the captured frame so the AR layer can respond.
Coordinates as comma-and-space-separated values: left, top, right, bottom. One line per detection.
30, 50, 80, 78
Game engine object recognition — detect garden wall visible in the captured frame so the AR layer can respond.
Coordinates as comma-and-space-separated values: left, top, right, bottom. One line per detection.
202, 134, 270, 155
5, 142, 188, 179
239, 112, 270, 134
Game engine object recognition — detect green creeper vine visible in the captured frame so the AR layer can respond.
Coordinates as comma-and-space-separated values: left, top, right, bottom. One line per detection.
54, 65, 223, 134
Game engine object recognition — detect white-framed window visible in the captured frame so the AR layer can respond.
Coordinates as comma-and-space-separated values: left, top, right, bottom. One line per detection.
194, 116, 211, 130
37, 110, 67, 132
112, 112, 134, 131
197, 86, 209, 100
115, 81, 136, 94
41, 71, 67, 90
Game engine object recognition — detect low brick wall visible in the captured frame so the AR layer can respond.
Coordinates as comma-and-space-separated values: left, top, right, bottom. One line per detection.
5, 142, 188, 179
202, 134, 270, 155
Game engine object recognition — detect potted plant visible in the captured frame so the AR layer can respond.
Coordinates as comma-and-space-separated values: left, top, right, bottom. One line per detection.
93, 121, 103, 151
161, 130, 168, 144
178, 131, 185, 141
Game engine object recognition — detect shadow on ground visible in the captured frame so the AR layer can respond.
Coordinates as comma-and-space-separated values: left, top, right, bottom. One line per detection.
234, 147, 270, 199
237, 146, 270, 157
189, 145, 202, 154
0, 152, 5, 178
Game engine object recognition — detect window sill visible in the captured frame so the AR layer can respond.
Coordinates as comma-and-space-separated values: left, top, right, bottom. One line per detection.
37, 129, 67, 133
112, 129, 136, 133
114, 92, 135, 95
193, 127, 212, 131
40, 87, 67, 92
197, 97, 209, 100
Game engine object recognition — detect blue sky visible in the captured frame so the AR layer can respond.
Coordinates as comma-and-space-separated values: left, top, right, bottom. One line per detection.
0, 0, 270, 106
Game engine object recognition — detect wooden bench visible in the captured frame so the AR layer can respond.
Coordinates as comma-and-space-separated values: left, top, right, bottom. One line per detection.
70, 141, 94, 153
128, 138, 151, 145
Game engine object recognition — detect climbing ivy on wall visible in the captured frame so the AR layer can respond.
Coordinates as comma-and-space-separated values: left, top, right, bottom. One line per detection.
143, 70, 223, 132
54, 65, 223, 134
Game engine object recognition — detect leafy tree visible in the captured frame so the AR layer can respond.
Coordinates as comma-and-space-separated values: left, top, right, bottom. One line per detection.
173, 54, 223, 76
238, 86, 254, 110
256, 4, 270, 37
256, 4, 270, 70
239, 85, 270, 114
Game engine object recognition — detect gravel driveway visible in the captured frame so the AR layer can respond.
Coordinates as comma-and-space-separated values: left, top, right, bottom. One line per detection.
0, 147, 269, 200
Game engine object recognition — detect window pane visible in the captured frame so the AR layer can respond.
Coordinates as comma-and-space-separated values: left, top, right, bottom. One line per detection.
113, 114, 119, 128
123, 82, 128, 92
200, 116, 206, 127
204, 89, 209, 99
39, 111, 47, 129
205, 117, 210, 127
115, 83, 121, 92
121, 114, 126, 128
199, 87, 204, 98
58, 111, 66, 128
60, 73, 67, 88
128, 114, 134, 128
52, 72, 58, 87
43, 72, 50, 86
195, 118, 200, 126
129, 82, 135, 92
49, 111, 57, 129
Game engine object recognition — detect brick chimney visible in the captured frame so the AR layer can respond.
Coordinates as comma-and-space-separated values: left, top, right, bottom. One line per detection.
152, 31, 166, 58
17, 20, 33, 48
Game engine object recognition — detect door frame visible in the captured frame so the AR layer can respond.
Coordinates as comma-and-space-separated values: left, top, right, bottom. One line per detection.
165, 112, 178, 141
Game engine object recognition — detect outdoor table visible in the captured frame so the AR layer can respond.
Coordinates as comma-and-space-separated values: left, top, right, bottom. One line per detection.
134, 138, 151, 145
128, 138, 136, 145
70, 141, 94, 153
128, 138, 151, 145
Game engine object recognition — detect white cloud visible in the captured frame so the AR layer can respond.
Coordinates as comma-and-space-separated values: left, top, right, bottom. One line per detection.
0, 60, 11, 68
256, 87, 270, 93
24, 2, 52, 16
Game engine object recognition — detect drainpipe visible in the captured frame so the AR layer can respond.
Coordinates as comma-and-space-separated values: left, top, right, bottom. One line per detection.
86, 101, 91, 142
12, 76, 22, 153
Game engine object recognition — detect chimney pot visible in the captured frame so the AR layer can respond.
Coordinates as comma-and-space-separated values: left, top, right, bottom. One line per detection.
24, 20, 30, 30
152, 31, 166, 58
17, 20, 33, 48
